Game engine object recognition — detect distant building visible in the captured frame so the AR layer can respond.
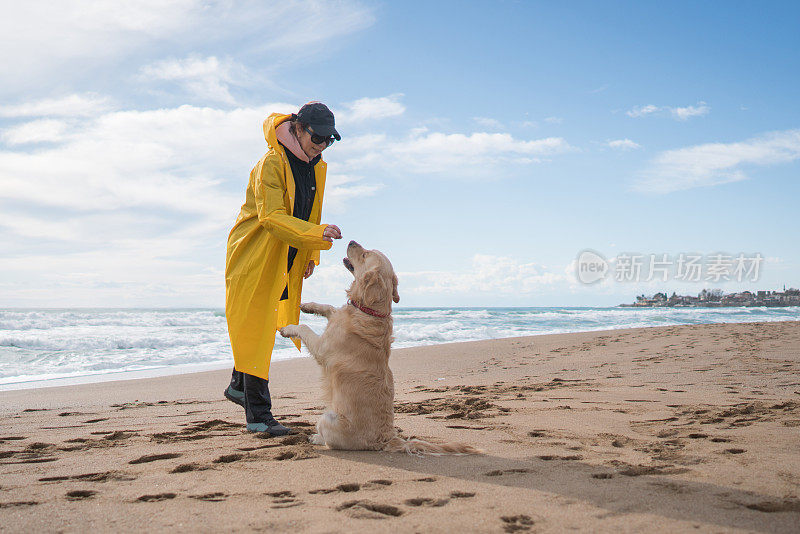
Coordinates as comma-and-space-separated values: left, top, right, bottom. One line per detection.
622, 287, 800, 307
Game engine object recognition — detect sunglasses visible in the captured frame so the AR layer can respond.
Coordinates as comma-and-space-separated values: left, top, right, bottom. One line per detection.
304, 126, 334, 147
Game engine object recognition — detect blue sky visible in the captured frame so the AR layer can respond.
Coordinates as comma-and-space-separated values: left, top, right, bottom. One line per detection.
0, 1, 798, 308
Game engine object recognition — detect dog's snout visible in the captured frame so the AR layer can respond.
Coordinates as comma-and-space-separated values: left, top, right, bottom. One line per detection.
348, 240, 359, 248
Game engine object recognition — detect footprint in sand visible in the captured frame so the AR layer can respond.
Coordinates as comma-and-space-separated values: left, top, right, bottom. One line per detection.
170, 463, 209, 473
404, 497, 450, 507
103, 431, 136, 441
0, 501, 39, 508
266, 490, 303, 508
129, 453, 181, 464
484, 469, 531, 477
309, 482, 361, 494
136, 493, 177, 502
336, 500, 403, 518
617, 464, 690, 477
272, 445, 319, 461
500, 514, 535, 532
40, 471, 134, 483
189, 492, 227, 502
213, 453, 244, 464
65, 490, 97, 501
742, 499, 800, 513
279, 434, 308, 446
537, 455, 582, 461
0, 443, 60, 464
151, 420, 240, 443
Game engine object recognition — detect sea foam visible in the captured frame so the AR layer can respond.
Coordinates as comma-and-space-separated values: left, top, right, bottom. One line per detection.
1, 306, 798, 388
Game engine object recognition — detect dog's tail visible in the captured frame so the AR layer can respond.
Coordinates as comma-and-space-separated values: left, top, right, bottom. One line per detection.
383, 435, 481, 456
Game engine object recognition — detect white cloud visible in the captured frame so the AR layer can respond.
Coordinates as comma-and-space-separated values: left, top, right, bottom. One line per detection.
329, 127, 573, 177
401, 255, 568, 295
257, 2, 375, 51
0, 94, 574, 306
0, 94, 112, 117
474, 117, 503, 129
626, 104, 660, 118
0, 1, 198, 88
543, 116, 563, 124
1, 105, 265, 216
0, 100, 385, 307
635, 129, 800, 193
387, 130, 572, 174
1, 119, 69, 145
0, 101, 382, 241
0, 1, 375, 97
607, 138, 641, 150
339, 94, 405, 123
627, 102, 710, 121
322, 174, 383, 215
671, 101, 710, 121
140, 55, 245, 104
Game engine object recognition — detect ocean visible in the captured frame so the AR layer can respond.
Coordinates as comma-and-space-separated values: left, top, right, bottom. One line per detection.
1, 306, 799, 390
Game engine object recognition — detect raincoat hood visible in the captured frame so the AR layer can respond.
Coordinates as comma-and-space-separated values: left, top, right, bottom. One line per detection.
264, 113, 315, 163
263, 112, 290, 150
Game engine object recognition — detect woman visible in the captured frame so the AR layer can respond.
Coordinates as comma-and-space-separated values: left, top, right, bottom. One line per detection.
224, 102, 342, 434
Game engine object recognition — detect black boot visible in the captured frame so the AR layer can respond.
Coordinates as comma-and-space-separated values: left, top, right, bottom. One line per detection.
242, 374, 292, 436
223, 368, 245, 408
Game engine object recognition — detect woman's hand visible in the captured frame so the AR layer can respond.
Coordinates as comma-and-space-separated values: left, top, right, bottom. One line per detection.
322, 224, 342, 242
303, 260, 315, 279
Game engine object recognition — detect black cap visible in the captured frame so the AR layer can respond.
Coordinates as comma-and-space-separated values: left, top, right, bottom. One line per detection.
295, 102, 341, 141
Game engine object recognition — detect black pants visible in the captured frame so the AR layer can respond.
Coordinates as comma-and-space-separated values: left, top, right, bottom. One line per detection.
229, 369, 273, 424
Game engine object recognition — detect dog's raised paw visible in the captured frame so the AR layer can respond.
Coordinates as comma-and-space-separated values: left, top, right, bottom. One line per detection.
279, 327, 297, 338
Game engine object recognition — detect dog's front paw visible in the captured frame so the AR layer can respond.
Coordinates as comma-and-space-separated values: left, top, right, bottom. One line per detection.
309, 433, 325, 445
299, 302, 319, 315
279, 325, 299, 338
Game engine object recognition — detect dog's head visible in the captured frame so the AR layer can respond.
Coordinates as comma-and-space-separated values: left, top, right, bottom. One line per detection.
344, 241, 399, 312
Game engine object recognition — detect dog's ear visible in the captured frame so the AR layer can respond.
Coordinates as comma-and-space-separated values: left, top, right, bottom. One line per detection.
392, 273, 399, 303
361, 269, 387, 306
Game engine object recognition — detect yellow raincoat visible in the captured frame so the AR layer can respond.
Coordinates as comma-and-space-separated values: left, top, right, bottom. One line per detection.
225, 113, 332, 379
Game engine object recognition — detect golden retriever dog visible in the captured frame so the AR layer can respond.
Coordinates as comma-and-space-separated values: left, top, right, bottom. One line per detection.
280, 240, 478, 455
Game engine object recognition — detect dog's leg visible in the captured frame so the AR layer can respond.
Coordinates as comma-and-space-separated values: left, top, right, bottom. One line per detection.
279, 325, 323, 363
300, 302, 336, 319
316, 411, 346, 449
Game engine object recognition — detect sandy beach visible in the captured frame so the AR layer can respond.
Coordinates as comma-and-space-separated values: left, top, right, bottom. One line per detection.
1, 321, 798, 533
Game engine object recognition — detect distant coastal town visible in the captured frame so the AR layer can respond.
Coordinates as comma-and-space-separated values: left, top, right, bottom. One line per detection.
622, 286, 800, 307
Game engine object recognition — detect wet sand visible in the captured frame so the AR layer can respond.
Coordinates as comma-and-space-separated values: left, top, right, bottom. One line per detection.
1, 321, 799, 533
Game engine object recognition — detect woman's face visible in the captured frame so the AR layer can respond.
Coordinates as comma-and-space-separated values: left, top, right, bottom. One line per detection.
296, 125, 330, 160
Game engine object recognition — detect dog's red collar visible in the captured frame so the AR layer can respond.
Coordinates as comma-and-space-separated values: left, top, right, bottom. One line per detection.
348, 299, 388, 318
